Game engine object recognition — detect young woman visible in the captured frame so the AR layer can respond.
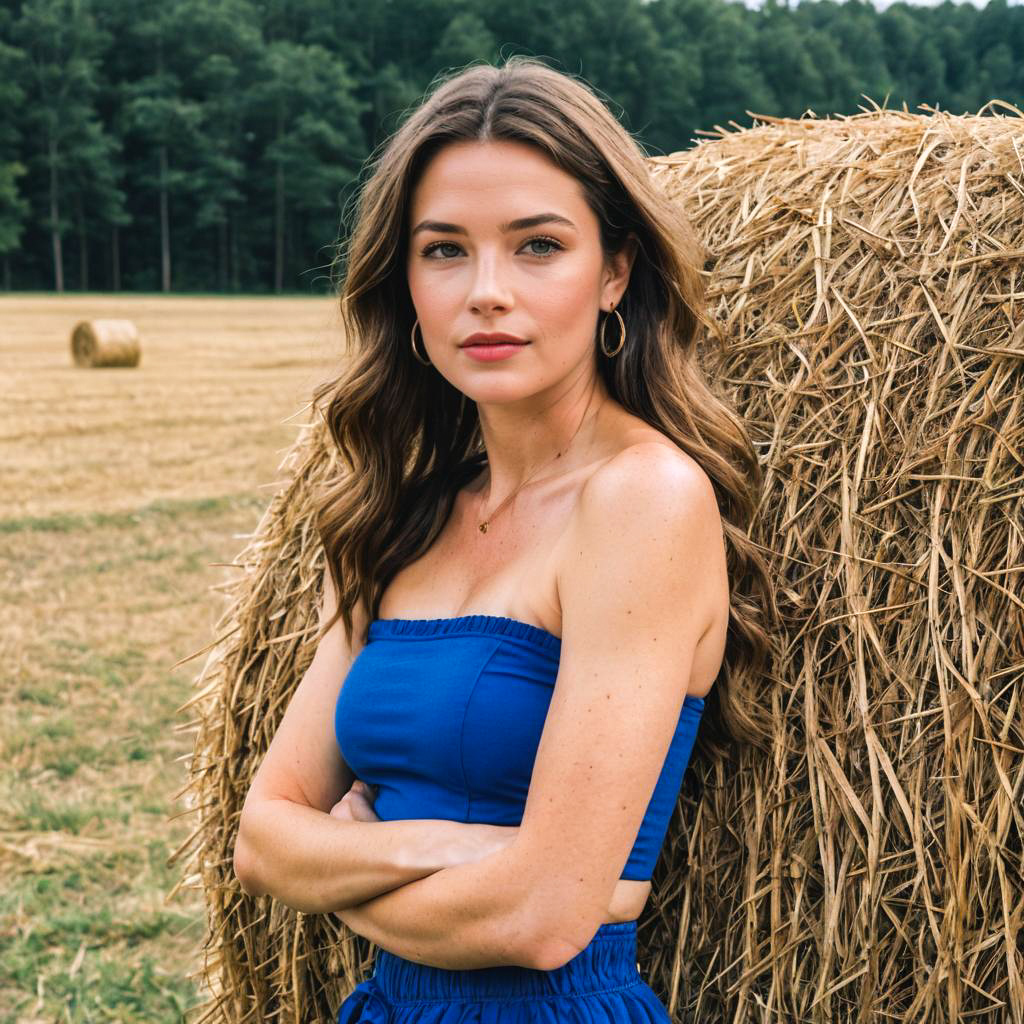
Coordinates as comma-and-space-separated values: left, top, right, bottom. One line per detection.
233, 56, 773, 1023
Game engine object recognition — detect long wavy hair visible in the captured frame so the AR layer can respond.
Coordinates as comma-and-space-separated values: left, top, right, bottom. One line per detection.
311, 56, 778, 759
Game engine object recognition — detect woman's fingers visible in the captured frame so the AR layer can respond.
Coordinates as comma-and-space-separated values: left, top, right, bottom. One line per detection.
325, 781, 381, 824
333, 785, 380, 823
352, 779, 379, 803
328, 796, 356, 821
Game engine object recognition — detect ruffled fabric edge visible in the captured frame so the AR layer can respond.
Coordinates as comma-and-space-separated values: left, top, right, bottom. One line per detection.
368, 614, 562, 656
336, 974, 672, 1023
337, 977, 391, 1023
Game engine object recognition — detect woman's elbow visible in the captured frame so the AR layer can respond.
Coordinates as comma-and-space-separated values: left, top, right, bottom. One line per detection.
233, 809, 266, 897
519, 892, 601, 971
508, 896, 592, 971
233, 842, 256, 896
530, 932, 589, 972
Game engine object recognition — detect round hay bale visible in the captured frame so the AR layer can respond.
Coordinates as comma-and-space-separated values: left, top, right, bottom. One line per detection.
70, 319, 141, 368
171, 103, 1024, 1023
644, 101, 1024, 1020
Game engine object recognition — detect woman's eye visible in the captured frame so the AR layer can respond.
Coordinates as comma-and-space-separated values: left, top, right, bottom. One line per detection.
525, 237, 562, 256
422, 241, 462, 259
420, 236, 563, 259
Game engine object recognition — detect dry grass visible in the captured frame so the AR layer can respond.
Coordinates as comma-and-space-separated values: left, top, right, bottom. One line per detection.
645, 102, 1024, 1023
2, 295, 343, 520
0, 294, 340, 1023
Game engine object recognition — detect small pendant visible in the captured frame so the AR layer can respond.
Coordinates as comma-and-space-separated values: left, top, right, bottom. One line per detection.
479, 521, 488, 533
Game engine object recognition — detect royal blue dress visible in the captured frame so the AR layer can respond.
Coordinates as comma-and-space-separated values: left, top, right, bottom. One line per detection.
334, 614, 705, 1022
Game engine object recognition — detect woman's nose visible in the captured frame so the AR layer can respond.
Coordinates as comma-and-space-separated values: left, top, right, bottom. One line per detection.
467, 253, 513, 313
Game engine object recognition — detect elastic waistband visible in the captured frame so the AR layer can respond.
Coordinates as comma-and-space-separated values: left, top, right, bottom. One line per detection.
372, 920, 640, 1003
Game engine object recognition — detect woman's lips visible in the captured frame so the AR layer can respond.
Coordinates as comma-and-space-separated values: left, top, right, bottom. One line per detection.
461, 342, 529, 362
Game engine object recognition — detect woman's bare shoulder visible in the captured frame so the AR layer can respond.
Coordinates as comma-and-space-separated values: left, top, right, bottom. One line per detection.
549, 426, 722, 620
599, 410, 703, 471
587, 442, 716, 523
553, 435, 727, 675
591, 427, 717, 502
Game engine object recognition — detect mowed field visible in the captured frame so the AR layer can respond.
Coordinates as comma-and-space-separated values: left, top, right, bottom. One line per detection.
0, 295, 343, 1022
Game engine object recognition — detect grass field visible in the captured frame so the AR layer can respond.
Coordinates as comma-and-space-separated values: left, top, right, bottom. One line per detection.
0, 295, 342, 1022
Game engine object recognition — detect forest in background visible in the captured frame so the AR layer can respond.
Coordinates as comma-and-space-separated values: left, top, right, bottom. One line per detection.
0, 0, 1021, 295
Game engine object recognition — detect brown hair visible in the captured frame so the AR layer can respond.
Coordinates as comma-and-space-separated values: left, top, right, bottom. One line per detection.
311, 56, 779, 758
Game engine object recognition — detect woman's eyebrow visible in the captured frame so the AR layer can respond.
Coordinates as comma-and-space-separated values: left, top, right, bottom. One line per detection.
410, 212, 577, 237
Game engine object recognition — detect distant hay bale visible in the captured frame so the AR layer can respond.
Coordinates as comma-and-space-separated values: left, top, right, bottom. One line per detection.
70, 319, 141, 367
172, 102, 1024, 1024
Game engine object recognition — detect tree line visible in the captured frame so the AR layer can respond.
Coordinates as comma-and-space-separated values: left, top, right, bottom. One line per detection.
0, 0, 1020, 294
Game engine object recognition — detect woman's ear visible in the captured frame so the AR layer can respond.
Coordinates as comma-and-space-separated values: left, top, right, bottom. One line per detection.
603, 233, 639, 306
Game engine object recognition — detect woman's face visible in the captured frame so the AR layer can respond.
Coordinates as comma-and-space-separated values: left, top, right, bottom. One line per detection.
406, 139, 633, 405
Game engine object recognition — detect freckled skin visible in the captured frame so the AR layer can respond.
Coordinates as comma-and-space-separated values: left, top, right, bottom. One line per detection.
390, 137, 723, 935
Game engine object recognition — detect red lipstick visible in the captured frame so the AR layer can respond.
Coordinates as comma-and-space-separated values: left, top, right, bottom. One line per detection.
459, 331, 530, 362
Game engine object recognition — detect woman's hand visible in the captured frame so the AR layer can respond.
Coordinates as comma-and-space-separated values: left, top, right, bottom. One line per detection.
329, 779, 381, 823
329, 781, 522, 871
334, 820, 522, 938
331, 807, 521, 937
327, 783, 519, 863
459, 823, 520, 863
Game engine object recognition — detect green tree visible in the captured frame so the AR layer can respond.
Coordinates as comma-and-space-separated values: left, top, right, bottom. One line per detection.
756, 0, 829, 117
119, 0, 262, 291
121, 0, 203, 292
307, 0, 432, 151
691, 0, 773, 130
878, 4, 947, 107
0, 26, 29, 290
66, 116, 125, 290
0, 161, 27, 290
248, 41, 366, 291
791, 1, 876, 115
645, 0, 705, 152
0, 0, 1021, 292
972, 0, 1022, 108
12, 0, 115, 291
433, 10, 498, 71
169, 0, 263, 290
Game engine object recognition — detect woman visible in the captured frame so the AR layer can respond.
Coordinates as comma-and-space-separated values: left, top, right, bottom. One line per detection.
234, 56, 773, 1022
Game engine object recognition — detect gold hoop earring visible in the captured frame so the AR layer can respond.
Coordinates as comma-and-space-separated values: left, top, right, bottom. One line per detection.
410, 318, 431, 365
599, 306, 626, 357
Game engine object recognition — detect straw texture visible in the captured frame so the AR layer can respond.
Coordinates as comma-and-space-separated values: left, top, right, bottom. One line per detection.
70, 319, 141, 367
172, 102, 1024, 1024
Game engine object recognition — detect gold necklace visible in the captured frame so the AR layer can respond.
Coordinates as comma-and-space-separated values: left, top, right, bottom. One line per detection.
477, 390, 601, 534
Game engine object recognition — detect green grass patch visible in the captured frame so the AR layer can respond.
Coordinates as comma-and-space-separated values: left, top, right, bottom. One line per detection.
15, 684, 62, 706
43, 647, 146, 683
0, 492, 265, 535
11, 793, 132, 835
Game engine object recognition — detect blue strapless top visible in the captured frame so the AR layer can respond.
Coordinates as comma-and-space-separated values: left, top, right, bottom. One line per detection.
334, 614, 705, 881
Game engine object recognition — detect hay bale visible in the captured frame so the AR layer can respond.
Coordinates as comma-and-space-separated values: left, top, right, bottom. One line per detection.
643, 101, 1024, 1020
172, 103, 1024, 1023
70, 319, 141, 367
